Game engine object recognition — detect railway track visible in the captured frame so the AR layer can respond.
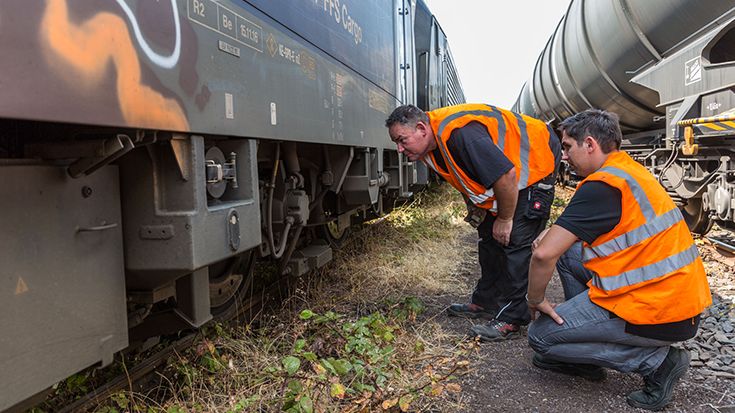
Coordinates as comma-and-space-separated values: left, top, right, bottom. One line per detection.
706, 235, 735, 254
57, 335, 197, 413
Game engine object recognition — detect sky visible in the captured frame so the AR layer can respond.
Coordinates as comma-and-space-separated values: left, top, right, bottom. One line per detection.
422, 0, 570, 108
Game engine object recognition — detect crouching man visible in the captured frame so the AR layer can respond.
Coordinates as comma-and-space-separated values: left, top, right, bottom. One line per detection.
526, 109, 711, 411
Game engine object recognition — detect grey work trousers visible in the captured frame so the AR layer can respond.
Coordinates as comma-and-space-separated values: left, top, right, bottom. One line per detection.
527, 242, 671, 376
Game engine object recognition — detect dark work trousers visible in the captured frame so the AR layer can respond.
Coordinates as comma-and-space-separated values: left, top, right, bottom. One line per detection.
472, 183, 554, 325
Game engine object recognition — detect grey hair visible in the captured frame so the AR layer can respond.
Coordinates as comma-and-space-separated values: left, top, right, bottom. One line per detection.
385, 104, 429, 128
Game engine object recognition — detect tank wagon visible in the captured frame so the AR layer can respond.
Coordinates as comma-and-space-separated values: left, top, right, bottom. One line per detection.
514, 0, 735, 234
0, 0, 464, 410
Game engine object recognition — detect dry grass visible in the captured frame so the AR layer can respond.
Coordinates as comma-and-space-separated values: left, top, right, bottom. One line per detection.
313, 185, 473, 309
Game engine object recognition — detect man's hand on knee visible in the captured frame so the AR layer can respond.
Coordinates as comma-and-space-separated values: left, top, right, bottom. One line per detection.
529, 299, 564, 325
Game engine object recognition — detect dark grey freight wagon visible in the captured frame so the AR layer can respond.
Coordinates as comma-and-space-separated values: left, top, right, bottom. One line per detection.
0, 0, 465, 411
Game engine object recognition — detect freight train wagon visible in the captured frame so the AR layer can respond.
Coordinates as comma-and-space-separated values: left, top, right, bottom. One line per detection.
0, 0, 465, 410
514, 0, 735, 234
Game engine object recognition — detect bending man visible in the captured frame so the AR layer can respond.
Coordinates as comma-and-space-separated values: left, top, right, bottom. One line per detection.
385, 104, 560, 340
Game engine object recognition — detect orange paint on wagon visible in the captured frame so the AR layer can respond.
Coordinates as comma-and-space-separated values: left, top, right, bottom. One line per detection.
41, 0, 189, 131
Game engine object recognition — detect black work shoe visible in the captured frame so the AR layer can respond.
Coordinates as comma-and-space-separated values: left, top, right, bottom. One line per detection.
532, 353, 606, 381
470, 320, 520, 342
447, 303, 495, 319
626, 347, 690, 411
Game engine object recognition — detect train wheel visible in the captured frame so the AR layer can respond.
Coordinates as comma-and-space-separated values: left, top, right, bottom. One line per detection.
681, 198, 713, 235
319, 220, 350, 248
209, 251, 256, 320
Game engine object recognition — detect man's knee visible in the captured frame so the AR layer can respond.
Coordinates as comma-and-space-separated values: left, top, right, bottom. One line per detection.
527, 319, 552, 354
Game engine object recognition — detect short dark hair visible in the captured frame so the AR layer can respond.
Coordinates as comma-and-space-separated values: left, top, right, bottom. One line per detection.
559, 109, 622, 153
385, 104, 429, 128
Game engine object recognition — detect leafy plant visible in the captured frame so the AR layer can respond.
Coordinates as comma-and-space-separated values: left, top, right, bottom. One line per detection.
269, 298, 453, 411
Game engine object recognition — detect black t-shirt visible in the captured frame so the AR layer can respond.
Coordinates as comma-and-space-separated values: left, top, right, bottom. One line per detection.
430, 121, 514, 187
556, 180, 699, 341
555, 181, 622, 243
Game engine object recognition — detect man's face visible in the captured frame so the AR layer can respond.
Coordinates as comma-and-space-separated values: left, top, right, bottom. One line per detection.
388, 122, 433, 161
561, 131, 591, 177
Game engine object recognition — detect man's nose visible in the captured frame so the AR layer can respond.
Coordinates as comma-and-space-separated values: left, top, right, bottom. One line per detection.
397, 143, 404, 153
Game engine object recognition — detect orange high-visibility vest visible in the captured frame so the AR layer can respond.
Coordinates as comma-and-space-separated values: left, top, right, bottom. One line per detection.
424, 104, 556, 210
579, 151, 711, 324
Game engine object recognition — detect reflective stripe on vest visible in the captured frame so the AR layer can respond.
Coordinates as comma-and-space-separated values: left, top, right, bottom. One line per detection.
590, 244, 699, 291
583, 207, 683, 261
513, 111, 531, 189
581, 166, 683, 262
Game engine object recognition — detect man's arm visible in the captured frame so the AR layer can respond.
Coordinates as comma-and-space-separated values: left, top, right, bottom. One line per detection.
493, 167, 518, 220
527, 224, 578, 324
492, 167, 518, 245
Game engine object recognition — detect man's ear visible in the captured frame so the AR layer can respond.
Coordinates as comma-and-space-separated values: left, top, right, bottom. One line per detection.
415, 121, 429, 136
584, 136, 596, 151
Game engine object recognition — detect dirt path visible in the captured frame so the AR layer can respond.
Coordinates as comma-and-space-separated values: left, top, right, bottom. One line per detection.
422, 231, 735, 412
